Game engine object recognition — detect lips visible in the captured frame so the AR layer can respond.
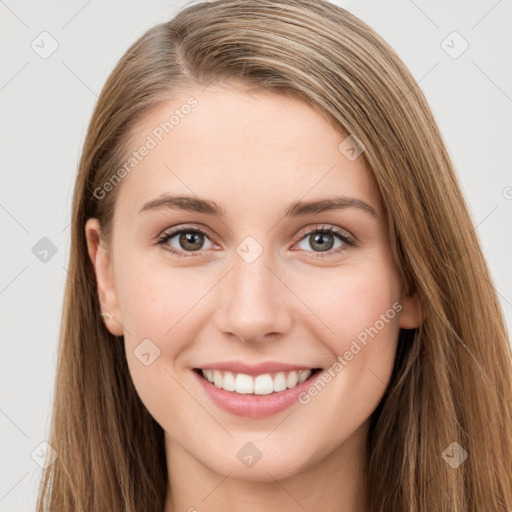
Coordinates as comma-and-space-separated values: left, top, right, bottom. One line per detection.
191, 360, 324, 418
192, 365, 324, 418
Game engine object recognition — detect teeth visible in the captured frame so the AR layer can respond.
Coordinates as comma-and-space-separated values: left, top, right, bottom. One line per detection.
298, 370, 310, 383
235, 373, 254, 394
222, 371, 235, 391
273, 372, 287, 392
201, 369, 313, 395
286, 371, 298, 388
213, 370, 223, 389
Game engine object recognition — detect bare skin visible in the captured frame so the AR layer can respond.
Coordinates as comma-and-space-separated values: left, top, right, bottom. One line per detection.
85, 83, 421, 512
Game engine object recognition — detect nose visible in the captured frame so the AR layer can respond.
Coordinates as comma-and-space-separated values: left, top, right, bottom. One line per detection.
214, 251, 292, 344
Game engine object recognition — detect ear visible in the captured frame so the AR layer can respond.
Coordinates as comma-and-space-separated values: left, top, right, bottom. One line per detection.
398, 290, 422, 330
85, 218, 124, 336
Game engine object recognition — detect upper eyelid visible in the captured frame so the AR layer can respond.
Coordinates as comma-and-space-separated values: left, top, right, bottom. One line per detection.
158, 223, 355, 246
159, 224, 217, 242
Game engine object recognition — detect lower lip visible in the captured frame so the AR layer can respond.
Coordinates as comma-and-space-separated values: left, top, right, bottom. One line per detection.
192, 369, 323, 418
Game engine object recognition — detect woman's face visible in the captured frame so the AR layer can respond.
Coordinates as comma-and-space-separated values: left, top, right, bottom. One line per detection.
86, 84, 420, 482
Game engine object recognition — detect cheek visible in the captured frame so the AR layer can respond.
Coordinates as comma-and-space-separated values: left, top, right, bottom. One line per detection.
292, 262, 402, 409
292, 263, 402, 423
116, 264, 199, 428
114, 253, 201, 345
292, 261, 401, 354
114, 257, 211, 398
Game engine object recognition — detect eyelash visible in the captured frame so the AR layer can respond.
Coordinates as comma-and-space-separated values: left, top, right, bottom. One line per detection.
156, 224, 356, 259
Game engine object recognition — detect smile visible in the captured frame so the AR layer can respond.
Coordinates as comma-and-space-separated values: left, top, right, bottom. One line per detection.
196, 368, 322, 395
192, 366, 324, 418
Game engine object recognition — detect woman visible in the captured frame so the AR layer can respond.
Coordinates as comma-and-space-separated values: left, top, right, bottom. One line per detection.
36, 0, 512, 511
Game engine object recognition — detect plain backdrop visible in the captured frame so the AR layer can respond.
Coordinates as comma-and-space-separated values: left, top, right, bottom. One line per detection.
1, 0, 511, 510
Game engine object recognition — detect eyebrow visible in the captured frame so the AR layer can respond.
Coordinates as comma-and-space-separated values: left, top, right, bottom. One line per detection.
138, 194, 378, 219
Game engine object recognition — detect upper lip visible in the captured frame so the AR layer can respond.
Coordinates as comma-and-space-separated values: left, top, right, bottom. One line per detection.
194, 360, 321, 376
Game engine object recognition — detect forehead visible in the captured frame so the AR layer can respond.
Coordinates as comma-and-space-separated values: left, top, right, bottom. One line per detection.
114, 85, 381, 220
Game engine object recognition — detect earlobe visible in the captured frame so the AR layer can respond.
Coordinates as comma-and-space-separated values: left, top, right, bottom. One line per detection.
398, 292, 422, 330
84, 218, 124, 337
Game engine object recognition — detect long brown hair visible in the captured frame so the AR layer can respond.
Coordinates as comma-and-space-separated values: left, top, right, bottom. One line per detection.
36, 1, 512, 510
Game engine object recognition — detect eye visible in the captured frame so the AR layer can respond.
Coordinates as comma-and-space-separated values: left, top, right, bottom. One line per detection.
294, 225, 356, 258
157, 226, 216, 258
156, 224, 356, 259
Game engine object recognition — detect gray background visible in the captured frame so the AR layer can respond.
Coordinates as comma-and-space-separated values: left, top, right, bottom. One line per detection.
1, 0, 511, 510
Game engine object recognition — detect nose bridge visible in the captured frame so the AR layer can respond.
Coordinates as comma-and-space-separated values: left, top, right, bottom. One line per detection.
214, 246, 292, 343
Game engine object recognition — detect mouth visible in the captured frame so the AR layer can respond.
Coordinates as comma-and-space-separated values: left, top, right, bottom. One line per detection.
193, 367, 323, 396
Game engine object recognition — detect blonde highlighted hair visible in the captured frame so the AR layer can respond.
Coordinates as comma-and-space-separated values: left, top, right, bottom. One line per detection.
37, 1, 512, 510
